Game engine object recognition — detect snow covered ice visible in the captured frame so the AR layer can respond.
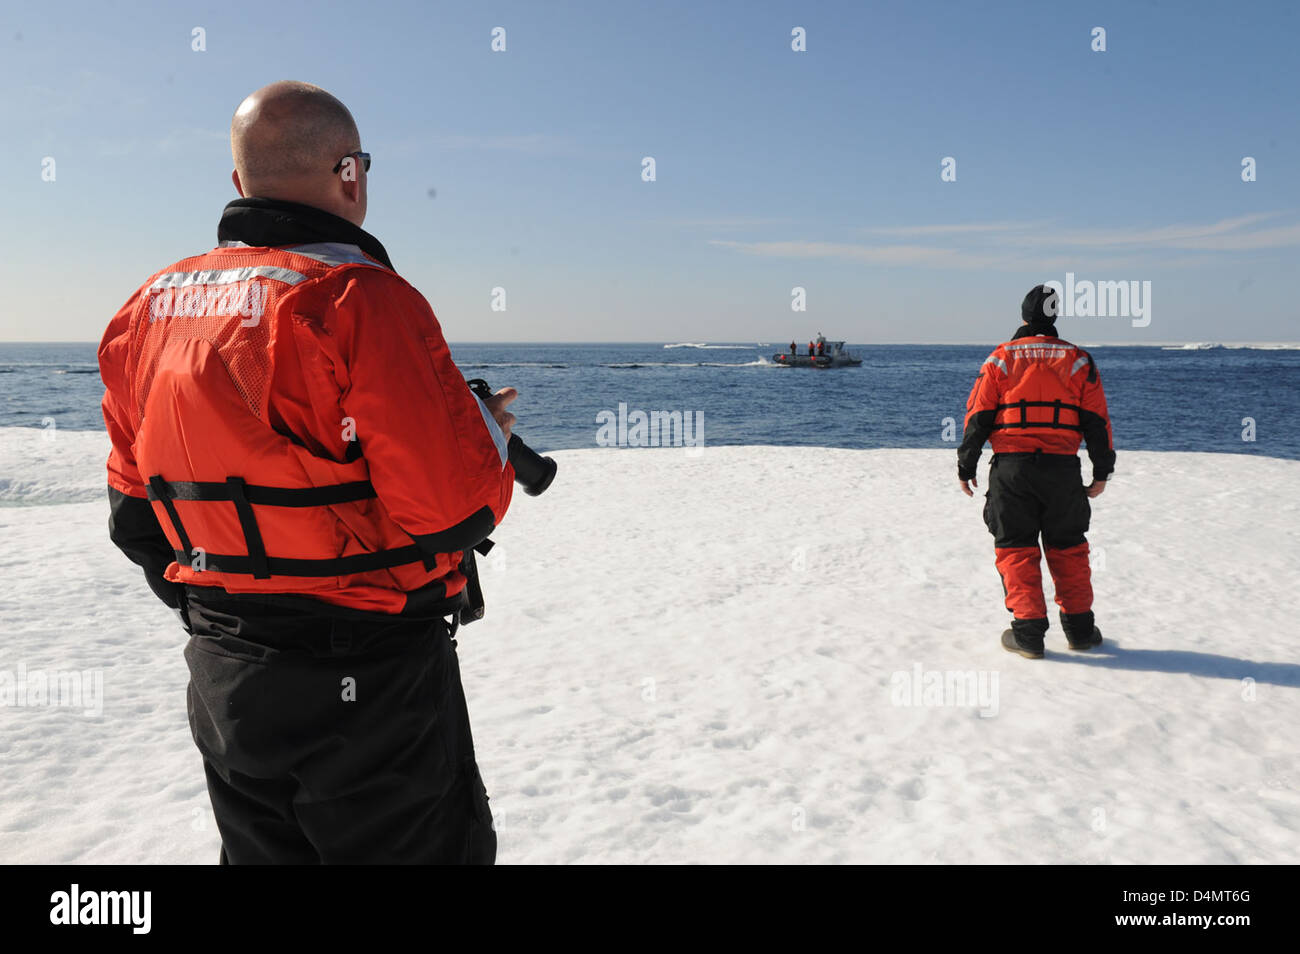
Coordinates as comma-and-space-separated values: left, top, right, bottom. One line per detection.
1, 427, 1297, 863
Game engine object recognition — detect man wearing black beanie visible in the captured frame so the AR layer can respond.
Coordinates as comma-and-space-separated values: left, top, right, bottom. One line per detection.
956, 285, 1116, 658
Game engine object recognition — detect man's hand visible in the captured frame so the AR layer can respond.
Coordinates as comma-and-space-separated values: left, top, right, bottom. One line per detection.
960, 475, 977, 497
484, 387, 518, 443
1086, 479, 1106, 499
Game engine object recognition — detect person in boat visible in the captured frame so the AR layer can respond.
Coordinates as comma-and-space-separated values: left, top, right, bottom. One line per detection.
808, 340, 816, 358
817, 339, 826, 356
789, 340, 797, 358
957, 284, 1115, 660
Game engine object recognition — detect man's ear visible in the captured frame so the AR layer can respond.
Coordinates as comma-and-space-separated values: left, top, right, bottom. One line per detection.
339, 171, 360, 205
231, 170, 245, 197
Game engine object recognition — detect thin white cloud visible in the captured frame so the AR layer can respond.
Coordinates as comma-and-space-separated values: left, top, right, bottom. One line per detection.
1007, 213, 1285, 249
1156, 222, 1300, 251
856, 222, 1039, 237
709, 240, 977, 266
660, 216, 795, 230
712, 213, 1300, 269
707, 240, 1119, 271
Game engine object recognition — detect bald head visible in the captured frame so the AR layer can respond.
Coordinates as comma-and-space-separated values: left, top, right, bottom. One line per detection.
230, 81, 367, 225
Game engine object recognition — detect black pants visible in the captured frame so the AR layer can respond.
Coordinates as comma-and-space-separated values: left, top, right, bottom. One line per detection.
183, 600, 495, 864
981, 452, 1094, 634
982, 452, 1090, 551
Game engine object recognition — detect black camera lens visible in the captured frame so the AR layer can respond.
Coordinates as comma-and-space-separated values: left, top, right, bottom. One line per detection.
466, 378, 557, 496
508, 434, 557, 496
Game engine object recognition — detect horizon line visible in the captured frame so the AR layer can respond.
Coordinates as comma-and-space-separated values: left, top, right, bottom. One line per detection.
4, 339, 1300, 348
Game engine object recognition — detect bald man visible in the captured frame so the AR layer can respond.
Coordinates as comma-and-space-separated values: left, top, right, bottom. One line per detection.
98, 81, 518, 864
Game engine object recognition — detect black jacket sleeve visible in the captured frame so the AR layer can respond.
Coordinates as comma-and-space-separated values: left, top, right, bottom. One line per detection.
108, 487, 185, 610
1078, 410, 1116, 482
1076, 354, 1116, 482
957, 410, 996, 481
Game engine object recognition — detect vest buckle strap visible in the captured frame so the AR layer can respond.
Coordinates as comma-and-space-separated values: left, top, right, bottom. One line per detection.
149, 473, 431, 580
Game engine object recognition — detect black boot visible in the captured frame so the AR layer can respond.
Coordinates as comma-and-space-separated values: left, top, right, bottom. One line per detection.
1002, 618, 1046, 659
1060, 611, 1103, 651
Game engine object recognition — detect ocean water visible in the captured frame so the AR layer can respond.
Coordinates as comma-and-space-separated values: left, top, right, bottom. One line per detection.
3, 340, 1299, 461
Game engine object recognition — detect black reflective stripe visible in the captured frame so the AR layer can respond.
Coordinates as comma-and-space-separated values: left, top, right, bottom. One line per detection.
148, 475, 194, 559
147, 479, 376, 507
226, 477, 271, 580
147, 473, 424, 580
177, 545, 430, 578
995, 401, 1085, 413
411, 506, 497, 557
991, 421, 1085, 431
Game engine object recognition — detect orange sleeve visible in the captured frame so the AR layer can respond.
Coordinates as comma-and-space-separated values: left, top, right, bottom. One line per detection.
331, 270, 513, 547
98, 294, 146, 498
956, 347, 1007, 480
964, 347, 1006, 427
99, 288, 187, 611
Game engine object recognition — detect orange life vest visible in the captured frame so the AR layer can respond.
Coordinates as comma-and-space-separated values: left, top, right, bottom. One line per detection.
966, 334, 1113, 457
99, 241, 513, 614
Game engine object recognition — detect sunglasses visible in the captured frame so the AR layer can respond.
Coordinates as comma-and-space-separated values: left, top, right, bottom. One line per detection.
332, 151, 372, 174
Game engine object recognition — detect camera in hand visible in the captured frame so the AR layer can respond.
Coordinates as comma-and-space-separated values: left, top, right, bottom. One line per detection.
467, 378, 557, 496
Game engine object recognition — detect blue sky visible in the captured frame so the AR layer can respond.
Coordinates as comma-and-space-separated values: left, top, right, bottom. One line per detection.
3, 0, 1297, 343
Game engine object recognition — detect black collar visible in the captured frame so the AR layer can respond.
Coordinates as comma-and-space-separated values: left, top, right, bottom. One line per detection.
217, 198, 395, 271
1013, 323, 1058, 340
